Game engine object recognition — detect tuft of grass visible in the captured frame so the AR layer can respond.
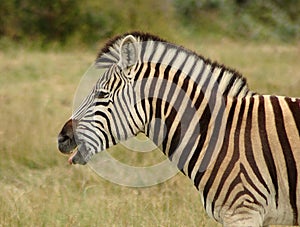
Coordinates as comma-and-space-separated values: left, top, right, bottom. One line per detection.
0, 38, 299, 227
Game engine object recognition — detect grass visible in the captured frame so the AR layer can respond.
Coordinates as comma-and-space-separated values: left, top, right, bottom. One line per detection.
0, 38, 299, 227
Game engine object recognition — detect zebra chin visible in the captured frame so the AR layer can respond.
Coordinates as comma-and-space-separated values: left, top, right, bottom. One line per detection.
65, 142, 93, 165
68, 148, 88, 165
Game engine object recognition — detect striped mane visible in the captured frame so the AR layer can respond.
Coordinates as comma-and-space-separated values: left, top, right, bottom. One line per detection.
96, 32, 254, 99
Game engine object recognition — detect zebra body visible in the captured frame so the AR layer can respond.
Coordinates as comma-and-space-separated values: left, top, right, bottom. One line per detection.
200, 95, 299, 226
58, 32, 300, 226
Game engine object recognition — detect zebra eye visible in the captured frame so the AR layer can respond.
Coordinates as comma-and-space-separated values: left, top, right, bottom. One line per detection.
95, 91, 109, 99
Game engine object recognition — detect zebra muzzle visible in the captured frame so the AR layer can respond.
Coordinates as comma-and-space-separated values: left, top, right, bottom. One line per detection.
58, 119, 89, 165
57, 119, 78, 154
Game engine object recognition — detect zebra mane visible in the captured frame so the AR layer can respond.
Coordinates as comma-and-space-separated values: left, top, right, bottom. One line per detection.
96, 32, 253, 98
96, 32, 165, 68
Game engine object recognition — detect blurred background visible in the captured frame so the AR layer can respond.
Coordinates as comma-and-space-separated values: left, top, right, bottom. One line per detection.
0, 0, 299, 226
1, 0, 300, 47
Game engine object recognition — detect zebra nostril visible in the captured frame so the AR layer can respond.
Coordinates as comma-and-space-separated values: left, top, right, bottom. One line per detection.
58, 134, 71, 144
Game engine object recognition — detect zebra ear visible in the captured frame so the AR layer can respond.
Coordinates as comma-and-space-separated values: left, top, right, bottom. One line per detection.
118, 35, 138, 70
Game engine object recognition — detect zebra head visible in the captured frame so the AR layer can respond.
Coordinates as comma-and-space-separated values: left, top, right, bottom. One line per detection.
58, 35, 143, 165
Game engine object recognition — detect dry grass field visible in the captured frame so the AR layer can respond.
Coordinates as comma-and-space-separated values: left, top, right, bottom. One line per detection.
0, 38, 299, 226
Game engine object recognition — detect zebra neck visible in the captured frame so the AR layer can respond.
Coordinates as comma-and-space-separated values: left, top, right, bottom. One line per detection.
138, 62, 240, 178
133, 43, 255, 176
142, 94, 231, 179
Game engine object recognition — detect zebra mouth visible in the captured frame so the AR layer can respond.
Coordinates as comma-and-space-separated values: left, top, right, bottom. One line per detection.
68, 143, 89, 165
68, 148, 79, 164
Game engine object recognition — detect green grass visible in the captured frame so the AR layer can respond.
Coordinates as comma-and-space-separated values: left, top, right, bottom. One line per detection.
0, 38, 299, 226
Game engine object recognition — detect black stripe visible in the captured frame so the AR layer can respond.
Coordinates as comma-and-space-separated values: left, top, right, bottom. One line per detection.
187, 104, 211, 178
173, 54, 189, 87
113, 96, 134, 139
198, 68, 224, 172
228, 183, 260, 212
109, 71, 119, 88
153, 98, 163, 144
239, 163, 268, 206
76, 127, 99, 151
107, 110, 120, 142
94, 101, 110, 106
138, 63, 151, 131
162, 102, 178, 156
133, 104, 144, 129
119, 89, 136, 136
182, 74, 190, 94
258, 96, 278, 207
94, 120, 110, 149
187, 70, 214, 177
270, 96, 298, 225
194, 99, 237, 190
125, 87, 140, 131
285, 97, 300, 137
245, 97, 270, 194
133, 61, 140, 72
134, 62, 144, 81
216, 67, 225, 85
235, 80, 247, 97
94, 110, 116, 145
169, 123, 182, 160
169, 70, 189, 112
155, 63, 169, 116
190, 82, 198, 102
222, 76, 236, 97
132, 91, 145, 126
177, 120, 200, 171
222, 174, 241, 207
84, 108, 97, 118
163, 65, 171, 81
144, 62, 151, 78
154, 63, 161, 79
166, 69, 181, 104
79, 120, 108, 149
193, 90, 205, 110
210, 99, 242, 213
146, 98, 154, 138
148, 64, 157, 99
141, 99, 148, 127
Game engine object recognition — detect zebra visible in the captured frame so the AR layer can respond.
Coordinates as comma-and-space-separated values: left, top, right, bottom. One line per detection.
58, 32, 300, 226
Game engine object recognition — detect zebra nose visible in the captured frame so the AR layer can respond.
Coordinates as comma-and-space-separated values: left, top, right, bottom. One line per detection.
58, 119, 78, 153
